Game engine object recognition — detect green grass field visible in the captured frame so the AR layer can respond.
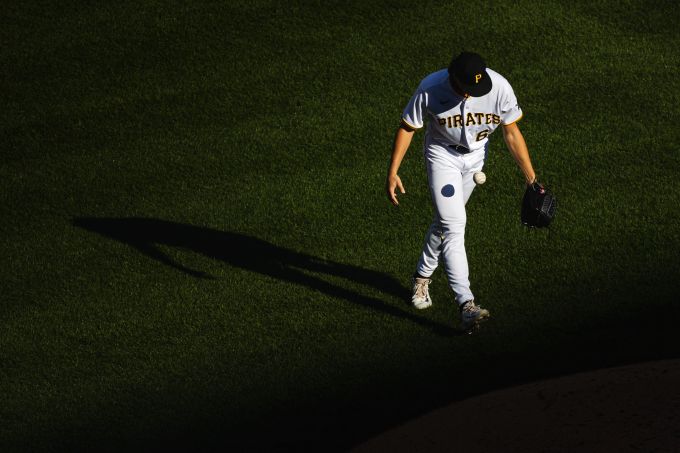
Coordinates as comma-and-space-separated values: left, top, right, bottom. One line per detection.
2, 1, 680, 451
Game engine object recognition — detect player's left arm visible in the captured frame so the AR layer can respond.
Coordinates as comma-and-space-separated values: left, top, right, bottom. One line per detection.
502, 121, 536, 185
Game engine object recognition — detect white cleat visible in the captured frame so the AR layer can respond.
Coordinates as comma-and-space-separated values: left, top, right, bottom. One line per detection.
411, 277, 433, 309
460, 300, 490, 332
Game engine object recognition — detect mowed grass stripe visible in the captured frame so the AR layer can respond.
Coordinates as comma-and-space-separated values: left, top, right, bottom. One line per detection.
1, 0, 680, 450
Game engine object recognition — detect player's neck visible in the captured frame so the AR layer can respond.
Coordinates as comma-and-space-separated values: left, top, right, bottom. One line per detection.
449, 79, 469, 98
455, 89, 470, 100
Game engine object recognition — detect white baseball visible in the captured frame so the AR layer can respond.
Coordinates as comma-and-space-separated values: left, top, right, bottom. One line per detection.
473, 171, 486, 185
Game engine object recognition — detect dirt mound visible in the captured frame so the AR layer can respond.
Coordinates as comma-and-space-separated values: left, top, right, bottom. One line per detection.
352, 359, 680, 452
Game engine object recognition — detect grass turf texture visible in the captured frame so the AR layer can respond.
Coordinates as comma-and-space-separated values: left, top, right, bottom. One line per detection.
2, 0, 680, 450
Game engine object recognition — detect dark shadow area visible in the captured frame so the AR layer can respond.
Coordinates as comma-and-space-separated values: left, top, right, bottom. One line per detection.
66, 218, 680, 453
165, 298, 680, 453
73, 217, 457, 336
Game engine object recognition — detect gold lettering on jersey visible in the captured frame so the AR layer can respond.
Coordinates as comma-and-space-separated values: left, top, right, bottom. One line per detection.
438, 112, 501, 129
465, 112, 476, 126
476, 129, 489, 141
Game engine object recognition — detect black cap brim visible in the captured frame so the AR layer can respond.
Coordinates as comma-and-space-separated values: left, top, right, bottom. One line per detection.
454, 70, 492, 97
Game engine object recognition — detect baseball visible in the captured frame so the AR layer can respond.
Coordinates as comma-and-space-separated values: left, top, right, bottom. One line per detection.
473, 171, 486, 185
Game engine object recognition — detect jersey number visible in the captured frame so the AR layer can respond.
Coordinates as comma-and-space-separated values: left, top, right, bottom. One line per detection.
476, 129, 490, 141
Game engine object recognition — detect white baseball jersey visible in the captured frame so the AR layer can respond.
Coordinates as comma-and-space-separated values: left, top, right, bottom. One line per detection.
402, 68, 522, 154
404, 68, 523, 306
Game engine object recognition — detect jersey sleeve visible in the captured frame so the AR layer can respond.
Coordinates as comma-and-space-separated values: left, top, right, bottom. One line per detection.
401, 87, 426, 130
499, 82, 523, 125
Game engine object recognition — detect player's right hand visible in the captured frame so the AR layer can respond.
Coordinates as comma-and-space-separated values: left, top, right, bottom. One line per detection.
386, 174, 405, 206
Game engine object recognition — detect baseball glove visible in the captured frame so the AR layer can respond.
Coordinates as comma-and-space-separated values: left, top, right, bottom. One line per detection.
521, 181, 557, 228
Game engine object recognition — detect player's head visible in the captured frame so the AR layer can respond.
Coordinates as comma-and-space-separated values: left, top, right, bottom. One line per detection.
448, 51, 492, 97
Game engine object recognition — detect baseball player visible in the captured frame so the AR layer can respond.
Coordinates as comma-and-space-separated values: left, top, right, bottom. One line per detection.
386, 51, 538, 331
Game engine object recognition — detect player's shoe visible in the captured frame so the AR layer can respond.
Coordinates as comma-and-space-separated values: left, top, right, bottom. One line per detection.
411, 277, 432, 309
460, 300, 490, 332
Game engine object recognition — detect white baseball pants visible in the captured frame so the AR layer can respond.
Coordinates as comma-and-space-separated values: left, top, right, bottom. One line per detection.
415, 144, 486, 305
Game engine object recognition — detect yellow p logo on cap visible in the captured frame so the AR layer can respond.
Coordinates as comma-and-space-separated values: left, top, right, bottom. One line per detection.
475, 74, 482, 84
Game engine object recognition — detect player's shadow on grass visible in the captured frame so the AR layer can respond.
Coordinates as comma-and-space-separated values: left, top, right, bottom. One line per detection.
73, 217, 457, 335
